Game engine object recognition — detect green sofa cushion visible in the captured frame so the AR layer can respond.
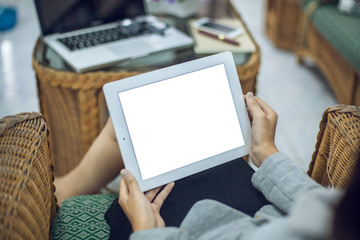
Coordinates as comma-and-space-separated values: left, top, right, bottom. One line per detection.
302, 1, 360, 73
51, 194, 117, 240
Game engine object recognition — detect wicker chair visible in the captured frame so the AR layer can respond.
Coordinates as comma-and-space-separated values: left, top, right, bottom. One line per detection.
265, 0, 360, 106
0, 113, 57, 240
1, 105, 359, 239
308, 105, 360, 188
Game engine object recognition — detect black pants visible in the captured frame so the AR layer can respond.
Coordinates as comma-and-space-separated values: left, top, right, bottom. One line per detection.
105, 157, 270, 240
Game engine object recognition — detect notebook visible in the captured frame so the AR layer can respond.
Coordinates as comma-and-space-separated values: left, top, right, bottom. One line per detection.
33, 0, 194, 73
189, 18, 256, 65
189, 19, 256, 54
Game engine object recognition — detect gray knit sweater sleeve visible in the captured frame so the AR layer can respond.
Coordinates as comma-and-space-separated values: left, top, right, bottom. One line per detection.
130, 227, 189, 240
251, 152, 323, 213
130, 152, 324, 240
130, 199, 255, 240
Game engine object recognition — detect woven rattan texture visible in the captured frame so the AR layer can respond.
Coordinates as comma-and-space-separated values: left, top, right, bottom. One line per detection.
306, 2, 360, 73
265, 0, 360, 105
308, 105, 360, 189
0, 113, 57, 240
265, 0, 303, 50
298, 22, 359, 105
32, 40, 143, 176
33, 22, 259, 177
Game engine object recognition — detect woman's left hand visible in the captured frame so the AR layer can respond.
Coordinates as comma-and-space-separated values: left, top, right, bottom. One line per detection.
118, 169, 175, 232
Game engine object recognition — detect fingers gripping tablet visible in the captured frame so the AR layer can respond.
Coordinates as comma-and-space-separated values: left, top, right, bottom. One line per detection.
104, 52, 251, 191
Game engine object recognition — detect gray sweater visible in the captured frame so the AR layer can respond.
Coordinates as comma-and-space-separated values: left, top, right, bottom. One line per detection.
130, 152, 343, 240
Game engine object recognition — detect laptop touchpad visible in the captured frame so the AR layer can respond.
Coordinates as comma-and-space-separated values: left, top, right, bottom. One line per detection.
108, 40, 152, 58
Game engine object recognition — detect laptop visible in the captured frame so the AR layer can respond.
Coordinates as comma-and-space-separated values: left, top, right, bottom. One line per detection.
33, 0, 194, 73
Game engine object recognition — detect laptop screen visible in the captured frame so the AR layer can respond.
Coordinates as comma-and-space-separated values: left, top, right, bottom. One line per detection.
34, 0, 146, 36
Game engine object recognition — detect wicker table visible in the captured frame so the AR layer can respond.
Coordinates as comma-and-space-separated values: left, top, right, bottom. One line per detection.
32, 0, 261, 176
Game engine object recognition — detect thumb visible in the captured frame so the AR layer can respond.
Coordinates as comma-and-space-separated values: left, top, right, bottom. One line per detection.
245, 92, 263, 119
121, 169, 141, 193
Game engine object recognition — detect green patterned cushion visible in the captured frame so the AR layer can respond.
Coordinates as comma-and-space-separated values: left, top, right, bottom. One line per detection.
51, 194, 117, 240
302, 0, 360, 73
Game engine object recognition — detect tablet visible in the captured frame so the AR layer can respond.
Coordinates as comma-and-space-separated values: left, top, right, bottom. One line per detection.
103, 51, 251, 191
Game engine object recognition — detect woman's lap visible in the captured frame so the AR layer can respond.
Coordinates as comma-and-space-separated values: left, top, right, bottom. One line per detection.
105, 157, 269, 239
160, 157, 269, 226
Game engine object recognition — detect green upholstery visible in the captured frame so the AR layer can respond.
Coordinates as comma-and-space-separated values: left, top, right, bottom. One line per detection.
51, 194, 117, 240
302, 0, 360, 73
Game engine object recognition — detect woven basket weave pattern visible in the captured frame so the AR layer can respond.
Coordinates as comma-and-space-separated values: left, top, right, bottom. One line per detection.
299, 22, 357, 104
308, 105, 360, 189
33, 46, 143, 176
265, 0, 360, 105
1, 105, 359, 238
265, 0, 303, 50
0, 113, 57, 240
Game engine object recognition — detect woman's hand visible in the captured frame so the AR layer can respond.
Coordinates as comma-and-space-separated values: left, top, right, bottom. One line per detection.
118, 169, 175, 232
245, 92, 279, 167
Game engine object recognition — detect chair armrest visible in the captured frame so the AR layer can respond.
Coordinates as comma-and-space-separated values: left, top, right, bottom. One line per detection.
0, 113, 57, 239
308, 105, 360, 189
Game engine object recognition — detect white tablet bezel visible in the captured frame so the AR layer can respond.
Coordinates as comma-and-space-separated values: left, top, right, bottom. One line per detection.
103, 52, 251, 192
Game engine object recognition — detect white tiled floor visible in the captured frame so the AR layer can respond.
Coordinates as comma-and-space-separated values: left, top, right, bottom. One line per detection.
0, 0, 337, 170
0, 0, 39, 116
232, 0, 337, 169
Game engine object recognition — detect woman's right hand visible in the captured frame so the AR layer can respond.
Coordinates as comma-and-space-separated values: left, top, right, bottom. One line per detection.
244, 92, 279, 167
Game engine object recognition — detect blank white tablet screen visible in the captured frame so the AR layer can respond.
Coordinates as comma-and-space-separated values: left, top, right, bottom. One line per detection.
118, 64, 245, 180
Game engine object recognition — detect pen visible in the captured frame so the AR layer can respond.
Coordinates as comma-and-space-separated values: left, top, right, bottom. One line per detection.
198, 29, 240, 46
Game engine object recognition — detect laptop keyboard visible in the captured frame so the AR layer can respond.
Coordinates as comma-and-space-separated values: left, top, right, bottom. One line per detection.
57, 21, 166, 51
